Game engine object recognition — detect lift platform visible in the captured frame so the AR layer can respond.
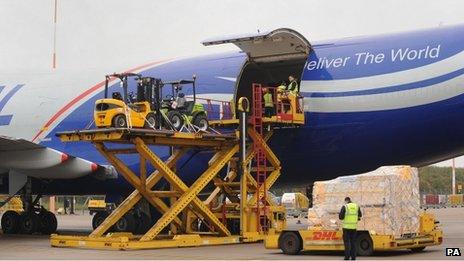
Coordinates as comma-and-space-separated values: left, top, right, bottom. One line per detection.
209, 85, 305, 128
50, 85, 301, 250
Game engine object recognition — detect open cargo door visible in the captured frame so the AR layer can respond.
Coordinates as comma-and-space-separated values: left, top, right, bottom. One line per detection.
202, 28, 311, 63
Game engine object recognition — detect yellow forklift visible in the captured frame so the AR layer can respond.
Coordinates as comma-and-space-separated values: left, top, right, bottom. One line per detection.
94, 73, 162, 129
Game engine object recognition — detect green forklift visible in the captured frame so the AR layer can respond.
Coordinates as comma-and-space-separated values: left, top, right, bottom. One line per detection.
161, 76, 209, 131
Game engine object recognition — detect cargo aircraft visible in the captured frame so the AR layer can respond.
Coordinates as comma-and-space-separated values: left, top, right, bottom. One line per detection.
1, 25, 464, 233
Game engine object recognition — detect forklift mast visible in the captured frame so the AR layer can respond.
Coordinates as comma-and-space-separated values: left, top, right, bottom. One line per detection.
137, 77, 163, 125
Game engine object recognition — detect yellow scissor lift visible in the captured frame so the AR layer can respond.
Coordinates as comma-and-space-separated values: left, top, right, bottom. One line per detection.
50, 90, 305, 250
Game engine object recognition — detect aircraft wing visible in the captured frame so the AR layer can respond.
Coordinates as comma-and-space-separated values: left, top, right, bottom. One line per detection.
0, 135, 117, 194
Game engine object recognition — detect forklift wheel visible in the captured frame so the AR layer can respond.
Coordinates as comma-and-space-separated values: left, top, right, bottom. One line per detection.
112, 115, 127, 128
167, 111, 184, 131
193, 113, 208, 131
279, 231, 302, 255
144, 113, 157, 129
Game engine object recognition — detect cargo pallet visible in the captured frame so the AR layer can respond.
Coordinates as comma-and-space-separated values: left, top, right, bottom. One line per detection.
51, 85, 304, 250
265, 212, 443, 256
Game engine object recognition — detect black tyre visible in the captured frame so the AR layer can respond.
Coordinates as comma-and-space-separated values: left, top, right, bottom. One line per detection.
226, 219, 240, 235
356, 232, 374, 256
134, 212, 151, 234
19, 212, 40, 234
92, 211, 108, 230
410, 246, 426, 253
113, 213, 136, 233
1, 210, 20, 234
39, 211, 57, 235
167, 110, 184, 131
144, 113, 158, 129
193, 113, 208, 131
279, 231, 302, 255
112, 114, 127, 128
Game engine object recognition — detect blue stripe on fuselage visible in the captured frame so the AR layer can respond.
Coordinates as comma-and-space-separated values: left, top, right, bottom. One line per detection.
305, 67, 464, 97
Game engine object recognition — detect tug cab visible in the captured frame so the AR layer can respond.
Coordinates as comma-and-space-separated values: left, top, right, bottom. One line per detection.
203, 28, 310, 125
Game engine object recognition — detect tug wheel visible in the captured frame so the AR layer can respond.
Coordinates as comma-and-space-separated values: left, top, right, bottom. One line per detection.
356, 232, 374, 256
410, 246, 426, 253
279, 231, 302, 255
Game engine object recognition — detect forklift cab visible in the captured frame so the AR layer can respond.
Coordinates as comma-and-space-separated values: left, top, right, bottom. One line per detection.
94, 73, 160, 129
160, 76, 209, 131
162, 78, 196, 112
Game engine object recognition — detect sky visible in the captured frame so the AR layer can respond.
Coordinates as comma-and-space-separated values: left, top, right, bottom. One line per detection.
1, 0, 464, 166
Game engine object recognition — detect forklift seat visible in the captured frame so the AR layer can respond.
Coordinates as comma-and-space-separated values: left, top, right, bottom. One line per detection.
112, 92, 123, 100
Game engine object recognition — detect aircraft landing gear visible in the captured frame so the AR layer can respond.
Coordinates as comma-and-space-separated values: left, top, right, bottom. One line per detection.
1, 211, 20, 234
1, 180, 57, 235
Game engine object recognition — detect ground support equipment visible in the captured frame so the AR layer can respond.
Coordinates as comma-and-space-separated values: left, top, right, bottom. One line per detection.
50, 126, 286, 250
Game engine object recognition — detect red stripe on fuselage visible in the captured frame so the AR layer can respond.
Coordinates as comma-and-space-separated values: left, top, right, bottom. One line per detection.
32, 59, 170, 142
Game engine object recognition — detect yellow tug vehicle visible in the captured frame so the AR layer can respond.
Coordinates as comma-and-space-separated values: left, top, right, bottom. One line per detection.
265, 212, 443, 256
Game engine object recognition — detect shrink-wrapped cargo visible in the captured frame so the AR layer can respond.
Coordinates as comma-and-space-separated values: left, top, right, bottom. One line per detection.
307, 166, 420, 236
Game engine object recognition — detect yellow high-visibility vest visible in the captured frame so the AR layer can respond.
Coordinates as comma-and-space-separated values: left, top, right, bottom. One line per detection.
343, 202, 359, 229
263, 93, 273, 107
288, 80, 299, 94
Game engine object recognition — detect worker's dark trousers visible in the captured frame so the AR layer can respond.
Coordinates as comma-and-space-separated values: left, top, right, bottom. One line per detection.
342, 228, 357, 260
264, 107, 274, 118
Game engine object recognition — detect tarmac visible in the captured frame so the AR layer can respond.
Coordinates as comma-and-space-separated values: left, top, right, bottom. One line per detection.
0, 208, 463, 260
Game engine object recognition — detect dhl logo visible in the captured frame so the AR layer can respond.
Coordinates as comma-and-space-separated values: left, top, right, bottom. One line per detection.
308, 231, 341, 240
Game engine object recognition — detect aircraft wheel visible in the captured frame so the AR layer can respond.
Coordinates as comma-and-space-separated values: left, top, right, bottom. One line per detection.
112, 115, 127, 128
113, 213, 136, 233
134, 212, 151, 234
1, 210, 20, 234
167, 111, 184, 131
144, 113, 158, 129
39, 211, 57, 235
279, 231, 302, 255
193, 113, 208, 131
356, 232, 374, 256
92, 211, 108, 230
19, 212, 40, 234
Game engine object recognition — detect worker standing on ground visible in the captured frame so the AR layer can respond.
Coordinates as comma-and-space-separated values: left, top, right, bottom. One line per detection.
263, 88, 274, 118
339, 197, 362, 260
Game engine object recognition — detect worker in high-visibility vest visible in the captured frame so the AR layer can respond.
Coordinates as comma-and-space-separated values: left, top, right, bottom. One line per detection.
339, 197, 362, 260
263, 88, 274, 118
287, 75, 299, 95
277, 81, 287, 92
